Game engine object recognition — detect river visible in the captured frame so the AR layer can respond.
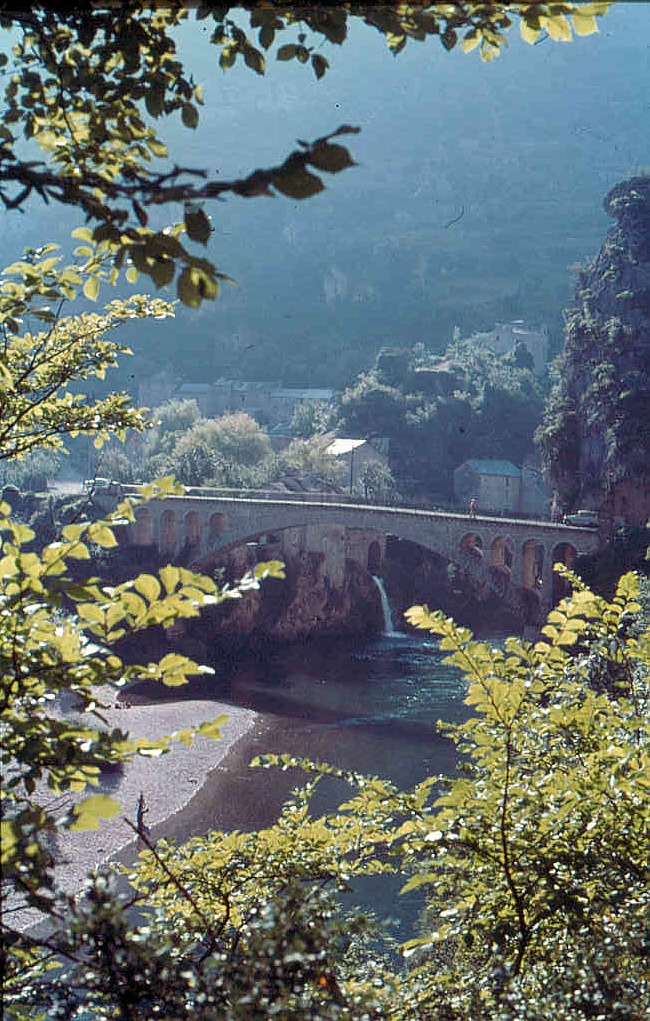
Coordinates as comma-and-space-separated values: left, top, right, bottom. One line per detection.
163, 623, 508, 945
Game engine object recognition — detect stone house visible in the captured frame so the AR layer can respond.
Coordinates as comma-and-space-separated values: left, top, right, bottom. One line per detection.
138, 372, 334, 428
179, 380, 334, 427
454, 459, 551, 517
454, 459, 521, 515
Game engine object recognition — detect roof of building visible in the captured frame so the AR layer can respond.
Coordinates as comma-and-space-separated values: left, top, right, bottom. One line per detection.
327, 438, 369, 457
460, 459, 521, 478
271, 388, 335, 400
179, 383, 211, 393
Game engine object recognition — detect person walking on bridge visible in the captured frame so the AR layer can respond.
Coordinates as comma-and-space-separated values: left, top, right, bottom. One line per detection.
468, 497, 477, 518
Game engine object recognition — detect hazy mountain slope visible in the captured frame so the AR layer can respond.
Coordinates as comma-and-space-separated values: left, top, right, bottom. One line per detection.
1, 5, 647, 387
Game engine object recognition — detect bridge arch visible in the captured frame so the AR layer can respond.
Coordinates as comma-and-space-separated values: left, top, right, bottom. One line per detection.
208, 512, 228, 548
160, 508, 177, 557
184, 510, 202, 548
459, 532, 483, 558
134, 507, 153, 545
489, 535, 513, 594
521, 539, 544, 592
489, 535, 513, 569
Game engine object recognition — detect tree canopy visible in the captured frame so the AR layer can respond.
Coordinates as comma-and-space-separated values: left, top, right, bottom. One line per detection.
338, 337, 546, 499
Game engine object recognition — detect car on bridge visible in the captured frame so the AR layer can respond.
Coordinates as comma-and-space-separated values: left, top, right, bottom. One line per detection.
563, 509, 599, 528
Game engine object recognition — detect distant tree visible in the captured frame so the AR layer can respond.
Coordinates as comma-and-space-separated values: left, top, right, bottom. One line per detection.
207, 412, 274, 467
281, 436, 345, 486
338, 373, 407, 438
96, 444, 140, 483
360, 460, 399, 503
0, 449, 61, 492
151, 398, 202, 453
176, 442, 217, 487
290, 399, 334, 439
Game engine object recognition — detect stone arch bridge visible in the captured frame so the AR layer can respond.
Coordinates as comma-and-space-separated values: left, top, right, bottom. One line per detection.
118, 488, 600, 620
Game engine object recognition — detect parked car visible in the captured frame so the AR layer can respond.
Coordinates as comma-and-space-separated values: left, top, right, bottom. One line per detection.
563, 509, 599, 528
83, 477, 113, 491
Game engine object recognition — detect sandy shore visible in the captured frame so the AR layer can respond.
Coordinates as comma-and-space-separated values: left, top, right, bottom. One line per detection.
16, 693, 265, 933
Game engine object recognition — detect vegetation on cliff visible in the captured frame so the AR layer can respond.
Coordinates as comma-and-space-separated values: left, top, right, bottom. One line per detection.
538, 176, 650, 520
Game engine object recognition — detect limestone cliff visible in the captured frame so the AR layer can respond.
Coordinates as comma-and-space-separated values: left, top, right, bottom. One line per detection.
538, 177, 650, 525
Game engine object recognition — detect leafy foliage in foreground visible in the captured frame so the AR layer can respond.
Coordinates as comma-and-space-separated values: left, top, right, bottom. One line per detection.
0, 475, 285, 916
401, 569, 649, 1019
0, 234, 288, 1001
0, 245, 175, 460
7, 571, 647, 1020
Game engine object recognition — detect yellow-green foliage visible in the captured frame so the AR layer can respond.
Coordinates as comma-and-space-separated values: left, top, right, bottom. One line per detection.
0, 246, 174, 458
398, 569, 649, 1019
0, 476, 285, 918
101, 570, 648, 1021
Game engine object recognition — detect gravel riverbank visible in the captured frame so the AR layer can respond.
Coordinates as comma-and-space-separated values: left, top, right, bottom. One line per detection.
17, 694, 262, 933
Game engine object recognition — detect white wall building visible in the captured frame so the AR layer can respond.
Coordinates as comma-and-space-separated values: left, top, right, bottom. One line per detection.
464, 321, 550, 376
326, 438, 388, 494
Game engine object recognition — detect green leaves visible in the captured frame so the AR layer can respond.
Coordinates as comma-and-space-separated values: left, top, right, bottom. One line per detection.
400, 569, 649, 1015
184, 206, 211, 245
69, 794, 121, 831
177, 265, 219, 307
82, 275, 100, 301
272, 166, 324, 200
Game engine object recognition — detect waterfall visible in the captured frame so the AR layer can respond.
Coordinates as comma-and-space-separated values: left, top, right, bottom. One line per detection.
372, 576, 398, 637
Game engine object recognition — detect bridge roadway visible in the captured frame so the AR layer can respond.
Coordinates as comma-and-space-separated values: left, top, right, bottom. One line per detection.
121, 487, 600, 615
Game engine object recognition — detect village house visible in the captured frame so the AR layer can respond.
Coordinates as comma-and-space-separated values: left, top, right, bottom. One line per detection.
139, 371, 335, 429
462, 320, 550, 376
326, 438, 389, 494
454, 459, 551, 518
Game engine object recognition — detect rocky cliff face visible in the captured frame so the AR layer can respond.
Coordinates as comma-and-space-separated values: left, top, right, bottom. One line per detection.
538, 177, 650, 525
188, 550, 384, 655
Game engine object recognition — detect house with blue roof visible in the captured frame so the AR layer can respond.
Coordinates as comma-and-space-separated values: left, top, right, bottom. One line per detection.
454, 459, 550, 517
